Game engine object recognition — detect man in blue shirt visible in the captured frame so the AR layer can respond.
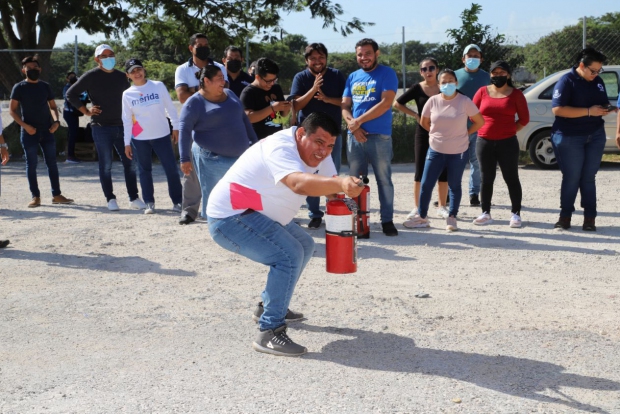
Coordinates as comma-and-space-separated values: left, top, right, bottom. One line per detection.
290, 43, 346, 229
342, 38, 399, 236
455, 44, 490, 207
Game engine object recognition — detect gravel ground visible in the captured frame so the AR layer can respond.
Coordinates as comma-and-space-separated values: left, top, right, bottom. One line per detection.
1, 160, 619, 413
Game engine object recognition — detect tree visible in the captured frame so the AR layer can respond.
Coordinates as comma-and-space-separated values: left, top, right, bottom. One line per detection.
0, 0, 371, 95
434, 3, 523, 72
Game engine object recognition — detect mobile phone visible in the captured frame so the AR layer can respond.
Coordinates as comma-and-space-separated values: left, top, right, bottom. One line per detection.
603, 104, 617, 111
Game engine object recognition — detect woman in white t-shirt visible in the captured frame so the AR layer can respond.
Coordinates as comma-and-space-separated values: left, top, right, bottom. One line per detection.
122, 58, 182, 214
404, 68, 484, 231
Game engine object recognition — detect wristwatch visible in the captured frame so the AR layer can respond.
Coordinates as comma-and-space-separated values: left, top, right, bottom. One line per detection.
0, 143, 8, 149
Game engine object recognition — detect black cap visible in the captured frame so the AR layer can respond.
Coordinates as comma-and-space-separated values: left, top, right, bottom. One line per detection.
124, 58, 144, 73
489, 60, 511, 74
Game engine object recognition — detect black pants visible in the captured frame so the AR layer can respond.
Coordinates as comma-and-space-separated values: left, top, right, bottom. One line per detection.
476, 136, 522, 215
63, 111, 80, 158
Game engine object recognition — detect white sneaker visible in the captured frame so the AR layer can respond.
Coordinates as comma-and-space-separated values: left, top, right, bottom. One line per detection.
446, 216, 458, 231
510, 213, 522, 228
473, 212, 493, 225
172, 203, 182, 213
436, 206, 449, 219
403, 212, 430, 228
145, 203, 155, 214
107, 199, 120, 211
130, 198, 147, 210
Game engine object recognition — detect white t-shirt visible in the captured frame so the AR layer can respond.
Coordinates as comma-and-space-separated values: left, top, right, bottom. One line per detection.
174, 59, 227, 90
122, 80, 180, 145
207, 127, 338, 226
421, 93, 480, 154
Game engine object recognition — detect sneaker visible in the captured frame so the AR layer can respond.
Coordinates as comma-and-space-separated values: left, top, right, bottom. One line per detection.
403, 212, 430, 228
252, 302, 304, 323
179, 215, 195, 225
0, 240, 10, 248
381, 221, 398, 236
469, 194, 481, 207
307, 217, 322, 229
446, 216, 458, 231
145, 203, 155, 214
52, 195, 74, 204
28, 197, 41, 208
473, 212, 493, 225
582, 217, 596, 231
554, 216, 571, 230
65, 157, 81, 164
509, 213, 522, 228
130, 198, 146, 210
436, 206, 449, 219
252, 325, 307, 357
107, 199, 120, 211
172, 203, 182, 213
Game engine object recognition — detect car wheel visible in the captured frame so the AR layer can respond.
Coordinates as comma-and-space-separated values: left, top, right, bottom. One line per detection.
528, 130, 558, 169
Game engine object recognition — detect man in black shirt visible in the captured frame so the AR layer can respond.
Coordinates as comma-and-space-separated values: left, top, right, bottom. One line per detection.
9, 55, 74, 208
240, 58, 291, 139
222, 46, 254, 98
67, 44, 145, 211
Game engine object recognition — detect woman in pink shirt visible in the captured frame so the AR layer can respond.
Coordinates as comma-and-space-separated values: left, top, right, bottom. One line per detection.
404, 69, 484, 231
472, 61, 529, 228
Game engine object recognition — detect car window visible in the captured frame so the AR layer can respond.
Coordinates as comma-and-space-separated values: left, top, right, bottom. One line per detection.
601, 71, 619, 100
538, 83, 557, 100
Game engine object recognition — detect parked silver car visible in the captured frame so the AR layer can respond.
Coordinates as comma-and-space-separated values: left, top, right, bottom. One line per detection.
517, 65, 619, 169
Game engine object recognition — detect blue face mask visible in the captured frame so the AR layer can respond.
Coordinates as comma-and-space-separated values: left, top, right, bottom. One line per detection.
440, 83, 457, 96
100, 57, 116, 70
464, 58, 481, 70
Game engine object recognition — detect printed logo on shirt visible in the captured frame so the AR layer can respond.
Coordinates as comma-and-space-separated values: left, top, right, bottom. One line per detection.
597, 83, 604, 92
552, 90, 561, 99
351, 81, 377, 103
131, 92, 161, 107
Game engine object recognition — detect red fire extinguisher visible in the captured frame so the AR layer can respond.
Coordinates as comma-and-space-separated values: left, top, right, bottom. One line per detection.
355, 176, 370, 239
325, 194, 358, 274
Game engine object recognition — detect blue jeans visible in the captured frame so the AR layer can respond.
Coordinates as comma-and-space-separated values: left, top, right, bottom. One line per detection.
208, 212, 314, 331
91, 125, 139, 202
346, 133, 394, 223
306, 133, 342, 219
132, 136, 182, 205
192, 143, 238, 218
468, 132, 481, 196
20, 129, 61, 198
418, 148, 469, 218
551, 127, 606, 218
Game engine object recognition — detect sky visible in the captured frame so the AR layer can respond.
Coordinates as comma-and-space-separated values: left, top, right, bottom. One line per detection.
53, 0, 619, 51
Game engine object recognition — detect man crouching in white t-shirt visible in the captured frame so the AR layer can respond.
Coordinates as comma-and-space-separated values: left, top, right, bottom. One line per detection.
207, 112, 363, 356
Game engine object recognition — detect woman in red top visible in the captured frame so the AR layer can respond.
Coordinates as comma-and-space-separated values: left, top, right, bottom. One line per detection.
472, 61, 529, 228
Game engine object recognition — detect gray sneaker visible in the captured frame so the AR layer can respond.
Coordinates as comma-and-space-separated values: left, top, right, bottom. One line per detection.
252, 325, 307, 356
252, 301, 304, 323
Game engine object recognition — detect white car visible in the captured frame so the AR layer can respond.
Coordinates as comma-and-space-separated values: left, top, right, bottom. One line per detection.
517, 65, 619, 169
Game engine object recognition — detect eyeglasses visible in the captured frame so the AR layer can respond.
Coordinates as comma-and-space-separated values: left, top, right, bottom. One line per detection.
261, 76, 278, 85
420, 66, 436, 73
586, 66, 604, 75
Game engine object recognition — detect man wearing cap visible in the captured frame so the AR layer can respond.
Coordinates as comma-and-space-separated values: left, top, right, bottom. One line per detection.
455, 44, 490, 207
67, 44, 145, 211
222, 46, 253, 98
174, 33, 228, 225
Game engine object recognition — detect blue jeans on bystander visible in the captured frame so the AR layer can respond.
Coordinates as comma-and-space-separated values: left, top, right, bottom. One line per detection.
20, 129, 61, 198
192, 143, 238, 219
306, 133, 342, 219
468, 131, 481, 197
208, 212, 314, 331
132, 135, 182, 205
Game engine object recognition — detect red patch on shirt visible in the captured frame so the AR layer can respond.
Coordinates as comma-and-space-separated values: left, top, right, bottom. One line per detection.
229, 183, 263, 211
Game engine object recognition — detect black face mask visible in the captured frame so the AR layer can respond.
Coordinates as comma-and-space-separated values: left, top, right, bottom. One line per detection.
68, 76, 77, 84
195, 46, 211, 61
490, 76, 508, 88
226, 59, 242, 73
26, 69, 40, 81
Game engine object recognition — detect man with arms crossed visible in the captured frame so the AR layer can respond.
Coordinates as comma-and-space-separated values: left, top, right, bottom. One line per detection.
207, 112, 363, 356
175, 33, 228, 224
290, 42, 346, 229
342, 38, 399, 236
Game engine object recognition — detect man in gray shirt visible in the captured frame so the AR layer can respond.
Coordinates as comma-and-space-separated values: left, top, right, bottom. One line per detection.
67, 44, 146, 211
